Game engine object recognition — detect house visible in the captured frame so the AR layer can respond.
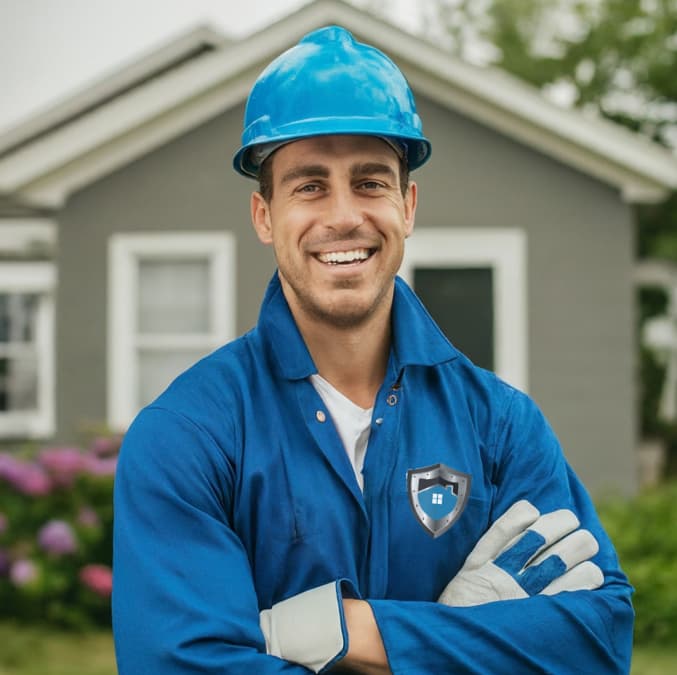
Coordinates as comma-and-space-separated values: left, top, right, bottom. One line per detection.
1, 0, 676, 494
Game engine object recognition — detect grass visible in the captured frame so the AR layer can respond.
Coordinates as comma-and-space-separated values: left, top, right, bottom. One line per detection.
0, 623, 116, 675
631, 645, 677, 675
0, 622, 673, 674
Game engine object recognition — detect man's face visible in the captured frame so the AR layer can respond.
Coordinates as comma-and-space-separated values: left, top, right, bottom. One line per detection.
250, 135, 417, 330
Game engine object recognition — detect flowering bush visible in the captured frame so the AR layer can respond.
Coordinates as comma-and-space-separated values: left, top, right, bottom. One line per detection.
0, 436, 119, 628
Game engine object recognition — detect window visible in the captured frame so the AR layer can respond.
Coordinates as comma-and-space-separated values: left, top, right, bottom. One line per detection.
401, 228, 528, 392
108, 232, 236, 430
0, 263, 55, 438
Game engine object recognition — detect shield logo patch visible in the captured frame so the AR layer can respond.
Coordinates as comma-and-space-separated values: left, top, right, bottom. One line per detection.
407, 463, 471, 538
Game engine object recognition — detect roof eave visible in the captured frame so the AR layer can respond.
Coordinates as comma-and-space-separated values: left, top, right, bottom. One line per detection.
0, 24, 228, 156
1, 0, 675, 207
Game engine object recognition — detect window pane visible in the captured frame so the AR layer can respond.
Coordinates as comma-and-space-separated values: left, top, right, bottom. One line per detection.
0, 294, 38, 343
137, 348, 209, 408
138, 260, 210, 334
414, 267, 494, 370
0, 293, 39, 413
0, 353, 38, 411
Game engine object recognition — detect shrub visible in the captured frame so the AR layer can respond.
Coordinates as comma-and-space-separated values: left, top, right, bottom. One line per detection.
3, 434, 673, 644
597, 481, 677, 646
0, 437, 118, 629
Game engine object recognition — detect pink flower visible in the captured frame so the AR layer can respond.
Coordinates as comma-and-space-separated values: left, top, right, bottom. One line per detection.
37, 520, 78, 555
83, 454, 117, 476
38, 447, 86, 486
0, 453, 25, 484
18, 464, 52, 496
90, 436, 122, 457
76, 506, 100, 528
0, 452, 17, 475
0, 456, 52, 496
10, 559, 38, 587
1, 453, 47, 494
79, 564, 113, 597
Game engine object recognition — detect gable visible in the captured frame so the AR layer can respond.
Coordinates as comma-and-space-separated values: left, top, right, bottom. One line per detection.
0, 0, 675, 208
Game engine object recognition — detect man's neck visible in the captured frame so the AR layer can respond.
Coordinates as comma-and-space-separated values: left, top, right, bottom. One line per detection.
291, 304, 392, 410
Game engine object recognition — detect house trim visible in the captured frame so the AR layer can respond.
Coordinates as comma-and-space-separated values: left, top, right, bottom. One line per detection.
400, 228, 528, 392
0, 25, 227, 155
107, 231, 236, 430
0, 0, 675, 208
0, 219, 56, 256
0, 262, 56, 438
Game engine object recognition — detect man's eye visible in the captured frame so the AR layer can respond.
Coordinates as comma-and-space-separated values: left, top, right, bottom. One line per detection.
359, 180, 384, 190
298, 183, 321, 193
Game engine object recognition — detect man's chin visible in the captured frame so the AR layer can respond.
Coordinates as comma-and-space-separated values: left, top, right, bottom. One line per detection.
305, 297, 376, 330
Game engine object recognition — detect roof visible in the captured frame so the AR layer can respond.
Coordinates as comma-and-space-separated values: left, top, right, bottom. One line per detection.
1, 0, 676, 207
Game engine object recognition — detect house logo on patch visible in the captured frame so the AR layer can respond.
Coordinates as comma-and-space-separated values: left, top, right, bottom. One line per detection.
407, 463, 471, 538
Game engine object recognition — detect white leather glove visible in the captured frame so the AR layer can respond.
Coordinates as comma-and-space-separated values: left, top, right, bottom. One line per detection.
259, 581, 347, 673
438, 500, 604, 607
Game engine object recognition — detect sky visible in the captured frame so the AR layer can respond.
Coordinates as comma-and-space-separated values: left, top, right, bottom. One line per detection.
0, 0, 422, 135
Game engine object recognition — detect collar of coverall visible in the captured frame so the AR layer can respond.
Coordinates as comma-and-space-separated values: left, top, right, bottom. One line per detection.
259, 273, 460, 382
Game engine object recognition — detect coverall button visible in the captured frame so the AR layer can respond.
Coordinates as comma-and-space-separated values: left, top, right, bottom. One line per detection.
316, 410, 326, 422
375, 417, 384, 425
387, 393, 398, 406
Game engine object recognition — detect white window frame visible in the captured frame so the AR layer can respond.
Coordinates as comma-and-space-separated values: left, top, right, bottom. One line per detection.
401, 228, 528, 392
0, 219, 57, 255
0, 262, 56, 438
107, 232, 236, 430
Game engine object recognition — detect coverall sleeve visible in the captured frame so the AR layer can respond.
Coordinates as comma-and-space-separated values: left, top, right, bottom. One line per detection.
112, 406, 309, 674
367, 388, 634, 674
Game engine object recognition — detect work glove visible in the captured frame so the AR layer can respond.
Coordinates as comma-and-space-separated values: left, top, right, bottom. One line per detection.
438, 500, 604, 607
259, 581, 348, 673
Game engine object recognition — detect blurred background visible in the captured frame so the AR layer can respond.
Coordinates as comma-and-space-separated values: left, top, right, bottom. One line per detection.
0, 1, 676, 673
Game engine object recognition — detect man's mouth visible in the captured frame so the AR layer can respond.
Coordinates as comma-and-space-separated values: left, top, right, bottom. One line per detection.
315, 248, 375, 265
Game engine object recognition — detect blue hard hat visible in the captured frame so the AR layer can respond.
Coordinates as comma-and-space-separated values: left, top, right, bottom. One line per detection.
233, 25, 431, 178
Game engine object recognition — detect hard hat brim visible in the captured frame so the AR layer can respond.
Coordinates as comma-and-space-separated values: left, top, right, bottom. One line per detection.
234, 128, 431, 179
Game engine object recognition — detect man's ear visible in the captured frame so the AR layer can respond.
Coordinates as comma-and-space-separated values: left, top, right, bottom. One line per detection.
404, 181, 418, 238
250, 191, 273, 244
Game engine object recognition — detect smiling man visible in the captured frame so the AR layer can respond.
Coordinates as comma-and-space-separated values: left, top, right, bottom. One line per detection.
250, 135, 416, 410
112, 26, 633, 674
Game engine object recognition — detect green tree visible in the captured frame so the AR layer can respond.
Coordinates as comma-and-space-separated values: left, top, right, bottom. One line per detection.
422, 0, 677, 143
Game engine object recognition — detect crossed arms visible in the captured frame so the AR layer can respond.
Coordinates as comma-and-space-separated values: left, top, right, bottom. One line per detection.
262, 500, 608, 673
113, 404, 633, 674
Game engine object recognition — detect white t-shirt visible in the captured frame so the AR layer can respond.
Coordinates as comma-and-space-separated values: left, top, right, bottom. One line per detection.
310, 374, 373, 491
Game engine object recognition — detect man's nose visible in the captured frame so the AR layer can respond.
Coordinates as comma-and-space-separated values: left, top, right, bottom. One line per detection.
323, 187, 364, 231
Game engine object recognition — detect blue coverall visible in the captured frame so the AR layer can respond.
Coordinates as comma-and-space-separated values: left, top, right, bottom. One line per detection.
113, 273, 634, 673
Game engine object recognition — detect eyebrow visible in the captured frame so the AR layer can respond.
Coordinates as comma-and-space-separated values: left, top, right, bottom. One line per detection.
350, 162, 397, 182
279, 161, 398, 186
280, 164, 330, 185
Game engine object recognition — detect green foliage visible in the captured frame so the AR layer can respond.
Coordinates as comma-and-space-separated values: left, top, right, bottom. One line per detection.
598, 482, 677, 646
638, 193, 677, 260
434, 0, 677, 145
0, 440, 118, 629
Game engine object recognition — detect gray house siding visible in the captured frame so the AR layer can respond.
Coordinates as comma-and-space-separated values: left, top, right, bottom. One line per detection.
414, 95, 636, 493
57, 106, 275, 442
56, 91, 636, 493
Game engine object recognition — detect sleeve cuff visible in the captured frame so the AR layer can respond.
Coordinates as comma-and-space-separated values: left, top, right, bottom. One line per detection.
260, 579, 357, 673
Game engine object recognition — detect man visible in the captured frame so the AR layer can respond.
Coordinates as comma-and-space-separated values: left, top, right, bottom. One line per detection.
113, 26, 633, 673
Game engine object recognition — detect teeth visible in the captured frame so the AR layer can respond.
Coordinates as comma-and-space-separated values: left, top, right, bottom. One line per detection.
317, 248, 371, 264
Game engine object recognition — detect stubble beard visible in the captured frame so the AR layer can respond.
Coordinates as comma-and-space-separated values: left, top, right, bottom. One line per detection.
280, 269, 394, 330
